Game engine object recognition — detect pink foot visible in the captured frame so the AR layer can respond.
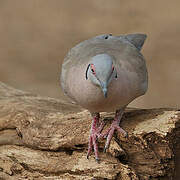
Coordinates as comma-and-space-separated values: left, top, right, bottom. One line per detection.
87, 108, 127, 162
87, 113, 105, 162
100, 109, 127, 152
102, 121, 127, 152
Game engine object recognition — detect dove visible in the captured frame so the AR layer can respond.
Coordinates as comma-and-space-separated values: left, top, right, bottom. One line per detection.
60, 33, 148, 162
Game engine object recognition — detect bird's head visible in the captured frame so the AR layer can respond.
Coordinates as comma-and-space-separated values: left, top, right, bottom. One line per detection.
86, 54, 117, 98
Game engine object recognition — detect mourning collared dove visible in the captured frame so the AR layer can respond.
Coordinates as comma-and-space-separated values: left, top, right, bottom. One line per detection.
60, 34, 148, 162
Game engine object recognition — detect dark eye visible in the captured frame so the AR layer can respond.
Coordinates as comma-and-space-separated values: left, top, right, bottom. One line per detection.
104, 34, 112, 39
105, 36, 109, 39
112, 65, 115, 71
90, 64, 96, 75
112, 65, 117, 78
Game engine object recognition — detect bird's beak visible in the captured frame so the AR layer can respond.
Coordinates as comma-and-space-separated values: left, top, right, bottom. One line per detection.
100, 82, 108, 98
102, 88, 108, 98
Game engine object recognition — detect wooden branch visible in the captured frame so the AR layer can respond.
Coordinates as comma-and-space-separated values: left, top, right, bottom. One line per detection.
0, 82, 179, 180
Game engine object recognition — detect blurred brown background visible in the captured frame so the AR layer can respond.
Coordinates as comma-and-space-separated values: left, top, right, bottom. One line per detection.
0, 0, 180, 108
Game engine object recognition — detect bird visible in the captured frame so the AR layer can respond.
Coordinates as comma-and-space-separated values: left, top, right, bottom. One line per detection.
60, 33, 148, 162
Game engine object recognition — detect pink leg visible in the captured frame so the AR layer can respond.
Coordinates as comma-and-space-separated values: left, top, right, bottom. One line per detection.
102, 108, 127, 152
87, 112, 105, 162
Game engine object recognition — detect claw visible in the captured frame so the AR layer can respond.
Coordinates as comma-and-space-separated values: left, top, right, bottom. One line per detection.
124, 132, 128, 138
87, 109, 127, 162
95, 158, 100, 163
102, 108, 127, 152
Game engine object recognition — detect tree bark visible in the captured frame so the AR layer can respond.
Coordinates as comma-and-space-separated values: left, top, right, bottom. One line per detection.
0, 82, 179, 180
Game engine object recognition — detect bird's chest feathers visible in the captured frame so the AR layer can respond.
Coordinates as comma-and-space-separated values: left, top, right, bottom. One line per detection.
67, 66, 134, 111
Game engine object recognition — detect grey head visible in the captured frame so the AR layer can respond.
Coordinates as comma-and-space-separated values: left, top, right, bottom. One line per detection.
86, 53, 117, 98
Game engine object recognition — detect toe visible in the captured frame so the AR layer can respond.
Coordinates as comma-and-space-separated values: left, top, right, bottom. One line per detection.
92, 135, 99, 160
104, 127, 115, 152
87, 136, 93, 158
103, 146, 107, 153
116, 125, 127, 137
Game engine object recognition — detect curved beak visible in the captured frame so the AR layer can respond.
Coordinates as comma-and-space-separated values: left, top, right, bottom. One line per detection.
100, 81, 108, 98
102, 88, 108, 98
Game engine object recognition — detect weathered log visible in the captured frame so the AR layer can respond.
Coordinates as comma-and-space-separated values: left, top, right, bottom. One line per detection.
0, 82, 179, 179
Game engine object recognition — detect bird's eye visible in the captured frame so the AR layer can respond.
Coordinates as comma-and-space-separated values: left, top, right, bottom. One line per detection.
90, 64, 96, 75
112, 65, 117, 78
105, 36, 109, 39
104, 34, 112, 39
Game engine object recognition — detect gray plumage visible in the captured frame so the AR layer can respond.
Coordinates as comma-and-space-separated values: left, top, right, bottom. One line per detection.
61, 34, 148, 113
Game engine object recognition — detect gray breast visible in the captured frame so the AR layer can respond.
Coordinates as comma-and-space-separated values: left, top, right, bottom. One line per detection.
60, 34, 148, 112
